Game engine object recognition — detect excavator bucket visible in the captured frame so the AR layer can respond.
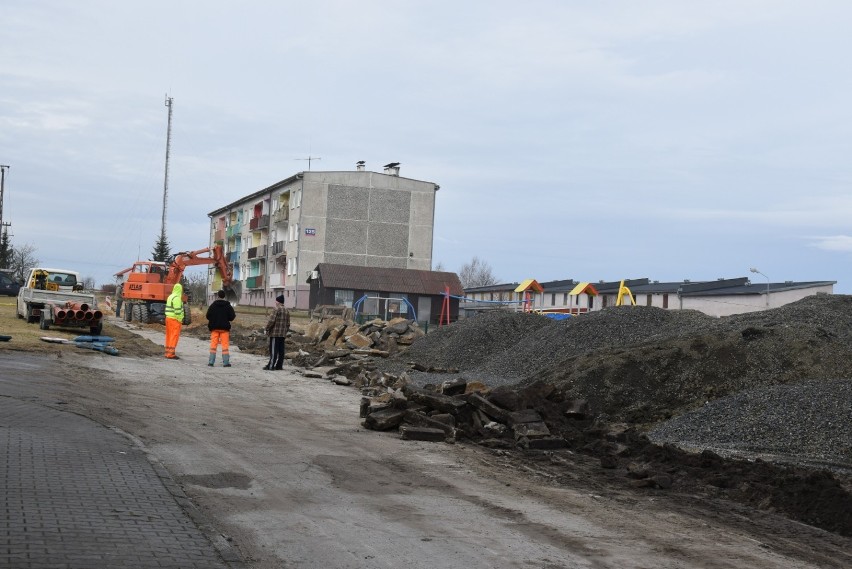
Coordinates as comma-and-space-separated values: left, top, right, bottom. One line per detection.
223, 282, 241, 305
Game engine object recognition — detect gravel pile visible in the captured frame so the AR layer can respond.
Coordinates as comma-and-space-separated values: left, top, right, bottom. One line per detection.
380, 310, 556, 376
379, 294, 852, 468
648, 378, 852, 468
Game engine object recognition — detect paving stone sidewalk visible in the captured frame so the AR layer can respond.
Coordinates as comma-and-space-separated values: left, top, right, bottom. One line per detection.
1, 396, 234, 569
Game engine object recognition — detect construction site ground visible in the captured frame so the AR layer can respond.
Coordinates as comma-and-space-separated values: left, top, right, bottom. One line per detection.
1, 295, 851, 568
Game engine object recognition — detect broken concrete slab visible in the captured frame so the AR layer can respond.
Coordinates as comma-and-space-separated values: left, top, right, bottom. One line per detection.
346, 333, 372, 349
385, 318, 411, 335
468, 393, 509, 423
512, 422, 551, 440
440, 378, 467, 396
363, 408, 406, 431
400, 426, 446, 442
403, 410, 455, 437
405, 389, 468, 415
309, 366, 336, 377
324, 348, 352, 358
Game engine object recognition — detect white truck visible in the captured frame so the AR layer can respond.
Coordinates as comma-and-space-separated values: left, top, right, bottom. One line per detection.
16, 267, 104, 335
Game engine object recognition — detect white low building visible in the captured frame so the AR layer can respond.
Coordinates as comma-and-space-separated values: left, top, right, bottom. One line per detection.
463, 277, 836, 318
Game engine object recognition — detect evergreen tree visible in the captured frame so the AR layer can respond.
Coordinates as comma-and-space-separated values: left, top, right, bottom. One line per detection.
151, 230, 171, 262
0, 231, 10, 270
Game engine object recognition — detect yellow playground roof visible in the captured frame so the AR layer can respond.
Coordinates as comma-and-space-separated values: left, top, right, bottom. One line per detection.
515, 279, 544, 293
569, 282, 599, 296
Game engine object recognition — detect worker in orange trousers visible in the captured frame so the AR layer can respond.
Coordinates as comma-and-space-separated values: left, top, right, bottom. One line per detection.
164, 283, 184, 359
206, 289, 236, 367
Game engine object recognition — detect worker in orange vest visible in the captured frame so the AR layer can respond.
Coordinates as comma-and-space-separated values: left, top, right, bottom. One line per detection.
164, 283, 184, 359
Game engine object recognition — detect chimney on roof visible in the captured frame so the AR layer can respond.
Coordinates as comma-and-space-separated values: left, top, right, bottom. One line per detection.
356, 160, 365, 171
383, 162, 400, 176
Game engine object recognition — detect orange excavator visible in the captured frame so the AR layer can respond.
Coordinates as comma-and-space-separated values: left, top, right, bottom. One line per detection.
120, 245, 240, 324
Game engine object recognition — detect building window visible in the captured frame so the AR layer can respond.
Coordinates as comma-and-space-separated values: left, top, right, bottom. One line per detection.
334, 289, 354, 307
388, 294, 408, 315
647, 294, 652, 306
551, 293, 556, 306
663, 293, 669, 309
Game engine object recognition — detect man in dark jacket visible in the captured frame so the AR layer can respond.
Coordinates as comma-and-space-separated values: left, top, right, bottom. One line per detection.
206, 290, 236, 367
264, 294, 290, 370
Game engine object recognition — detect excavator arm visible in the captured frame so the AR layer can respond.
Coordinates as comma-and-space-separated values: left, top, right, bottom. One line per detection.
165, 245, 240, 303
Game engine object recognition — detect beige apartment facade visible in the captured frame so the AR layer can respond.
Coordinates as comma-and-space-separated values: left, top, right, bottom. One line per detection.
208, 165, 439, 309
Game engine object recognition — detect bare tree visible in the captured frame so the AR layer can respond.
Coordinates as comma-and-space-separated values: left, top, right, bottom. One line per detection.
458, 256, 498, 288
432, 261, 445, 272
82, 275, 96, 290
183, 271, 209, 307
9, 243, 39, 283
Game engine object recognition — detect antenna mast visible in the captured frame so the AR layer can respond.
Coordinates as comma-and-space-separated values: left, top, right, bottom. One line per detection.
295, 155, 321, 171
161, 95, 174, 238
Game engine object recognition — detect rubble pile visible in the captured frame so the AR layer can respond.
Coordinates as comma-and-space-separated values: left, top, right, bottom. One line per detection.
191, 316, 426, 364
286, 316, 425, 367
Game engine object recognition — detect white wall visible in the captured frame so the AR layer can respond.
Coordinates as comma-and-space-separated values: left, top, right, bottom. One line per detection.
598, 286, 834, 317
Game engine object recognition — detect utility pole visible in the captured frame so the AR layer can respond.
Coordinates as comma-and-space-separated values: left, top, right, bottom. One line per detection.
0, 165, 10, 271
161, 95, 174, 238
0, 164, 10, 238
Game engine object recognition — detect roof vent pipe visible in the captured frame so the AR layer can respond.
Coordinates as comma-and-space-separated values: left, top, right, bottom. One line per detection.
383, 162, 400, 176
356, 160, 365, 171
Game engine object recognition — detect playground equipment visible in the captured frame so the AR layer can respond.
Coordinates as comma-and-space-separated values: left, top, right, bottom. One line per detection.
353, 294, 417, 323
615, 279, 636, 306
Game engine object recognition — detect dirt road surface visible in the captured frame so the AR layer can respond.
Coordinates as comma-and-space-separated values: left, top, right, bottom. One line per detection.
4, 322, 851, 568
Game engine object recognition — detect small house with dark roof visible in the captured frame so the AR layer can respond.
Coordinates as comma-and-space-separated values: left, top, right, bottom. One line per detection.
308, 263, 464, 324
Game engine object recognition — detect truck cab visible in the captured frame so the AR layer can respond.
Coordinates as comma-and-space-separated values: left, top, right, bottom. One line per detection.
26, 268, 83, 293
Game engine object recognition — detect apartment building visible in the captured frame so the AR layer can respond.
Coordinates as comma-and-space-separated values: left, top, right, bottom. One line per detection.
207, 164, 439, 309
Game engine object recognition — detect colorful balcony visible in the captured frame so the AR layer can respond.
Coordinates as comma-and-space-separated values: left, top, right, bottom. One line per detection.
249, 215, 269, 231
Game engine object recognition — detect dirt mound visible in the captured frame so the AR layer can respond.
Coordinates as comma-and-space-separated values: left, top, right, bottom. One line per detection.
380, 295, 852, 422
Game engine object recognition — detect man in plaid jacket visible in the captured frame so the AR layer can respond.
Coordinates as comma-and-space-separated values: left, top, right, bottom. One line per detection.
264, 295, 290, 370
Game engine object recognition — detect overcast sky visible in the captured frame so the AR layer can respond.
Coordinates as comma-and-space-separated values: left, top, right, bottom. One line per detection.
2, 1, 851, 292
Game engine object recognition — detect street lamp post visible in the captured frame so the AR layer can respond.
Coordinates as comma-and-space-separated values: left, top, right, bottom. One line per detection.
749, 267, 769, 308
